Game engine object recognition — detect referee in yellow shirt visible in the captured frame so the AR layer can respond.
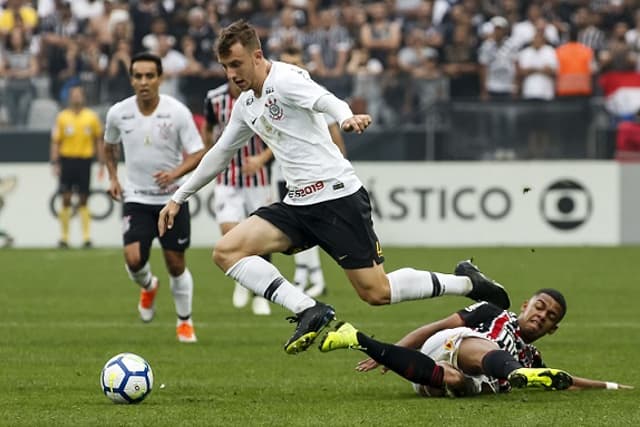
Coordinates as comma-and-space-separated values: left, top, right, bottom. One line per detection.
50, 85, 104, 248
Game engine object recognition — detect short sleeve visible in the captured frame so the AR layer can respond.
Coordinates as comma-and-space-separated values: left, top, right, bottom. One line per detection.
104, 106, 121, 144
278, 65, 331, 110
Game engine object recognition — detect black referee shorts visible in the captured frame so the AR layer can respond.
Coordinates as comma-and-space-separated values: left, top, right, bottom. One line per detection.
253, 187, 384, 269
59, 157, 92, 195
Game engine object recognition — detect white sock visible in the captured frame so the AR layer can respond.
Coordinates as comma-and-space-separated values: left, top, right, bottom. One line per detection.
170, 268, 193, 319
227, 255, 315, 313
387, 268, 472, 304
125, 262, 153, 289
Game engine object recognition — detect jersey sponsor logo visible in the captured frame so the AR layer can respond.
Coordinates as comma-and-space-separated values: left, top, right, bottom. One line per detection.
266, 97, 284, 120
287, 181, 325, 198
265, 86, 274, 94
157, 113, 170, 118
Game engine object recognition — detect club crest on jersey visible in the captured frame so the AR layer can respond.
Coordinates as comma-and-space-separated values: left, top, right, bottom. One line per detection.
266, 97, 284, 121
246, 96, 254, 106
157, 122, 173, 139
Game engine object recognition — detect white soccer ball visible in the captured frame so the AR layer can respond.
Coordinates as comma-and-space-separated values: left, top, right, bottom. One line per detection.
100, 353, 154, 404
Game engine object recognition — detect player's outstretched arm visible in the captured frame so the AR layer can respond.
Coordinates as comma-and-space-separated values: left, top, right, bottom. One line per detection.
568, 376, 633, 391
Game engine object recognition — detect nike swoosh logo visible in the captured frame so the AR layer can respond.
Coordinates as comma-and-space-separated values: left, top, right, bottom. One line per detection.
177, 238, 189, 244
251, 117, 257, 125
124, 129, 133, 134
338, 255, 348, 260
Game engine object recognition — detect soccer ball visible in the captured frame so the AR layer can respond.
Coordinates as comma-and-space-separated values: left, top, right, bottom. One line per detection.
100, 353, 154, 404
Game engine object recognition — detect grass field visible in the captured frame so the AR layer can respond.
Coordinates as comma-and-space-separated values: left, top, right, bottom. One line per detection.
1, 246, 639, 426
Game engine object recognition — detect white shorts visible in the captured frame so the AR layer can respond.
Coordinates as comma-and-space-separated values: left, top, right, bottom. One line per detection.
213, 184, 273, 224
412, 327, 498, 397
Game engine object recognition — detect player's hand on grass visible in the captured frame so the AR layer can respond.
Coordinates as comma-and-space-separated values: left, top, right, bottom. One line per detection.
356, 357, 388, 374
342, 114, 372, 134
158, 200, 181, 236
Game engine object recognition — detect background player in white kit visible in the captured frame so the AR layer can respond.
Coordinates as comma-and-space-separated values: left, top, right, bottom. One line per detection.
104, 52, 205, 343
202, 80, 272, 316
158, 21, 509, 355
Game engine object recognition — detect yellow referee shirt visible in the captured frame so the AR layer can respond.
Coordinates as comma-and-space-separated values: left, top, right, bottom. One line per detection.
52, 108, 102, 159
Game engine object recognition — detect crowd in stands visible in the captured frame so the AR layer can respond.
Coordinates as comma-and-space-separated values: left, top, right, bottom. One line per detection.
0, 0, 640, 140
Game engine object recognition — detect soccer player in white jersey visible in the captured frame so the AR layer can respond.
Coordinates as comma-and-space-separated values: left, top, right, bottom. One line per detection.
158, 21, 509, 354
104, 52, 205, 343
320, 287, 633, 395
274, 46, 348, 299
203, 80, 273, 316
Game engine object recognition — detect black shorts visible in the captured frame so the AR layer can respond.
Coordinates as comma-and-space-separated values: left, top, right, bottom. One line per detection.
59, 157, 92, 195
122, 202, 191, 252
253, 187, 384, 269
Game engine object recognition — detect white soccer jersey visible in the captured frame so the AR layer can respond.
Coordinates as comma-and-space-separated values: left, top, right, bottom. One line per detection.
173, 61, 361, 206
104, 94, 204, 205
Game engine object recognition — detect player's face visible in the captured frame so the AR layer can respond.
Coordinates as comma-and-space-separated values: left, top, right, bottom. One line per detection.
219, 42, 261, 92
130, 60, 162, 102
517, 293, 563, 342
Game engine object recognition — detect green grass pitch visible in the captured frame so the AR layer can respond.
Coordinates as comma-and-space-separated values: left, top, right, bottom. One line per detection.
1, 247, 639, 426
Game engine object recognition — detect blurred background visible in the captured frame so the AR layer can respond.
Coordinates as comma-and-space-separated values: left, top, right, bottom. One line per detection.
1, 0, 640, 247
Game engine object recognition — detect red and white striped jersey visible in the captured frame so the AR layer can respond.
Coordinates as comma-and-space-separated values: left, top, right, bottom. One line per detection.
204, 83, 270, 188
457, 301, 544, 369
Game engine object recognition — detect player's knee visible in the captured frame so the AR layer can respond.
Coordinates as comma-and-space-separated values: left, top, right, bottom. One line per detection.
356, 288, 390, 305
212, 241, 236, 271
125, 254, 144, 272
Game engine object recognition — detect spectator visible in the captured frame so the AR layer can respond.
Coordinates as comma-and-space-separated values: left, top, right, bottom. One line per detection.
0, 0, 38, 36
346, 44, 392, 125
130, 0, 168, 53
599, 21, 637, 72
442, 23, 480, 99
151, 33, 187, 101
267, 7, 306, 57
178, 34, 207, 111
359, 1, 402, 68
39, 0, 82, 101
511, 3, 559, 48
574, 7, 607, 53
141, 17, 170, 53
87, 0, 120, 53
615, 108, 640, 161
555, 27, 596, 98
478, 16, 519, 158
517, 29, 558, 158
0, 26, 38, 127
251, 0, 280, 50
478, 16, 519, 100
105, 37, 132, 104
76, 34, 108, 105
185, 6, 216, 66
517, 30, 558, 101
306, 8, 352, 99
